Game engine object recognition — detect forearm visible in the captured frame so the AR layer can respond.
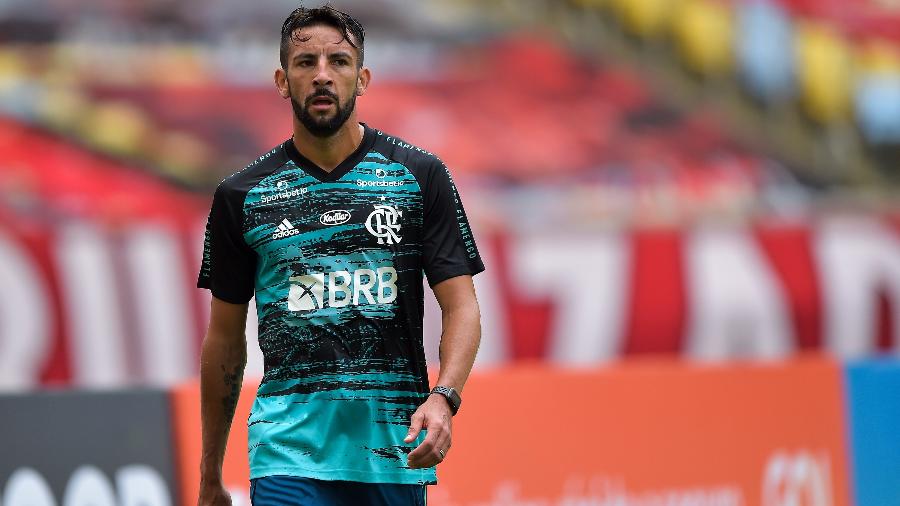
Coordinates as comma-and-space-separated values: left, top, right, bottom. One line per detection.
199, 330, 247, 483
434, 300, 481, 393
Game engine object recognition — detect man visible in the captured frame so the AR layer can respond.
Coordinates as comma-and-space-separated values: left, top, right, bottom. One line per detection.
196, 5, 484, 506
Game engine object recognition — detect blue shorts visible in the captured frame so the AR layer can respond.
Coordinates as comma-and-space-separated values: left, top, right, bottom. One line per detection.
250, 476, 427, 506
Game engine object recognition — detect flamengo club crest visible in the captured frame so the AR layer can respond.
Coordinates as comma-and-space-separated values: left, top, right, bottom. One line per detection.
366, 204, 402, 245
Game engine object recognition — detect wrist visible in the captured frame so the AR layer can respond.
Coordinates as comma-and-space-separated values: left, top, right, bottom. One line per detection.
429, 385, 461, 415
428, 392, 451, 408
199, 464, 223, 486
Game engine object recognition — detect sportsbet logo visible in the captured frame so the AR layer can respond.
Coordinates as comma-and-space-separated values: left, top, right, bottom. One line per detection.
288, 267, 398, 311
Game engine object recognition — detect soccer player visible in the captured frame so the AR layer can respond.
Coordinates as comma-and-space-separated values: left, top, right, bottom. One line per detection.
196, 5, 484, 506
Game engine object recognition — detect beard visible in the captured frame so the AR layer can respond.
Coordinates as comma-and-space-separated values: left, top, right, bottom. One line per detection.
290, 86, 358, 138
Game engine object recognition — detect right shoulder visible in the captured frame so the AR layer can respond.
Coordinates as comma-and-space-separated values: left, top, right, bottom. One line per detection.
215, 142, 291, 197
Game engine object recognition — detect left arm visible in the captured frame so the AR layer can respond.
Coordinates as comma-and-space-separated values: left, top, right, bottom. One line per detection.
405, 274, 481, 468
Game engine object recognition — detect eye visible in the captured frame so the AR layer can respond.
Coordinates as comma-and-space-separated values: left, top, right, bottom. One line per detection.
297, 59, 315, 68
333, 58, 350, 67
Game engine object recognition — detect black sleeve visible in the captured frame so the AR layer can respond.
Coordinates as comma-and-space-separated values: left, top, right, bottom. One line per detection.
197, 182, 257, 303
421, 160, 485, 286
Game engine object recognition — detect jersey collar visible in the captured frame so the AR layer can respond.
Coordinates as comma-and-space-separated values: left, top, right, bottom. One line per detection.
284, 123, 376, 183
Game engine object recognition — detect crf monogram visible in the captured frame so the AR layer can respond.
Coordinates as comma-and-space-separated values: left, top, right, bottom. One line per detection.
288, 267, 398, 312
366, 205, 402, 245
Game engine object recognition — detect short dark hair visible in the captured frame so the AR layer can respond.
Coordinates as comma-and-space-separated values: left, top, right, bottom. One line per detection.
279, 5, 366, 69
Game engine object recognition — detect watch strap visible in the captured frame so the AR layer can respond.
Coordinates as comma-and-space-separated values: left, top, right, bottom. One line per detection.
430, 386, 461, 415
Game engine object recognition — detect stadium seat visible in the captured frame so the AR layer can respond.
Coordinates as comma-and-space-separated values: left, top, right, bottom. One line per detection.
794, 21, 852, 123
736, 1, 795, 102
672, 0, 735, 76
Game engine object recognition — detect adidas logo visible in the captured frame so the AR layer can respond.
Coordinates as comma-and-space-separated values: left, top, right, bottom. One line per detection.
272, 218, 301, 240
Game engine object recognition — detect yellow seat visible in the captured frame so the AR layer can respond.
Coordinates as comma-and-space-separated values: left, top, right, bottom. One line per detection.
612, 0, 674, 38
795, 21, 853, 124
672, 0, 735, 75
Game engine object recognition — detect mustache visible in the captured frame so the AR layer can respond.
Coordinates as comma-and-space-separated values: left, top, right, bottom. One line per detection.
305, 89, 340, 106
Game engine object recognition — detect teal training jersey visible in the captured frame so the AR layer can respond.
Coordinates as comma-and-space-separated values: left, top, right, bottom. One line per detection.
198, 124, 484, 485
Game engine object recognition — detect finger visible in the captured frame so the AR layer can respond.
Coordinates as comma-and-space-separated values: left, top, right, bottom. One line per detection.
434, 432, 451, 461
408, 450, 439, 469
410, 439, 447, 469
408, 421, 449, 468
407, 430, 438, 463
407, 428, 441, 466
404, 411, 426, 443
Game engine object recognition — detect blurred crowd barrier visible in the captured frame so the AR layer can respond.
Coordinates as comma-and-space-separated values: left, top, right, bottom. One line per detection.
2, 357, 899, 505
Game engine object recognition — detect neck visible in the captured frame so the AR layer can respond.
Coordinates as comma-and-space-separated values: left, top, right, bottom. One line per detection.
292, 117, 364, 172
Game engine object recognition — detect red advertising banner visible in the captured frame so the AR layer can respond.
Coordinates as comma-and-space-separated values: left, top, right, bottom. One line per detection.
432, 357, 850, 505
172, 357, 849, 506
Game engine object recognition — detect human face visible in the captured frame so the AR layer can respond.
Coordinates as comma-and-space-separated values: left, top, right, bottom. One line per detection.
276, 24, 369, 137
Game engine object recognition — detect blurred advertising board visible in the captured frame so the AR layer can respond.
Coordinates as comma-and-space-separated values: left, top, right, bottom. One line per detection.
432, 357, 850, 506
846, 359, 900, 506
172, 357, 850, 506
0, 390, 178, 506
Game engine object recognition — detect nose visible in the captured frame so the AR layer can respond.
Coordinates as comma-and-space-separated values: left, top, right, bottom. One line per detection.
313, 58, 333, 87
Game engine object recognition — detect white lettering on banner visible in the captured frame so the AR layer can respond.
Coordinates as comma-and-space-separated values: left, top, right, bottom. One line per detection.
6, 216, 900, 387
2, 466, 172, 506
447, 477, 744, 506
423, 283, 442, 365
0, 230, 52, 389
193, 218, 212, 338
194, 217, 261, 382
421, 239, 509, 367
226, 487, 250, 506
244, 296, 264, 378
288, 267, 398, 312
116, 465, 172, 506
2, 468, 56, 506
54, 223, 128, 387
63, 467, 117, 506
124, 227, 195, 385
513, 233, 628, 364
762, 451, 832, 506
685, 227, 794, 360
817, 218, 900, 357
471, 241, 508, 366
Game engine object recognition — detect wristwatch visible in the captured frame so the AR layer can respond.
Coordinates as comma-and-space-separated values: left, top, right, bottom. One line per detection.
430, 386, 461, 415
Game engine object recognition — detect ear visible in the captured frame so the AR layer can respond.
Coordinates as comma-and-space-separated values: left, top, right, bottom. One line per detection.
274, 67, 290, 99
356, 66, 371, 96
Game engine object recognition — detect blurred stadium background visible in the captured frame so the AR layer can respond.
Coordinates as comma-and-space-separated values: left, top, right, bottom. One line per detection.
0, 0, 899, 505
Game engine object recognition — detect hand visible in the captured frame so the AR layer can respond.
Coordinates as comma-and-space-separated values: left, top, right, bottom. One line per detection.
405, 394, 453, 468
198, 481, 232, 506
